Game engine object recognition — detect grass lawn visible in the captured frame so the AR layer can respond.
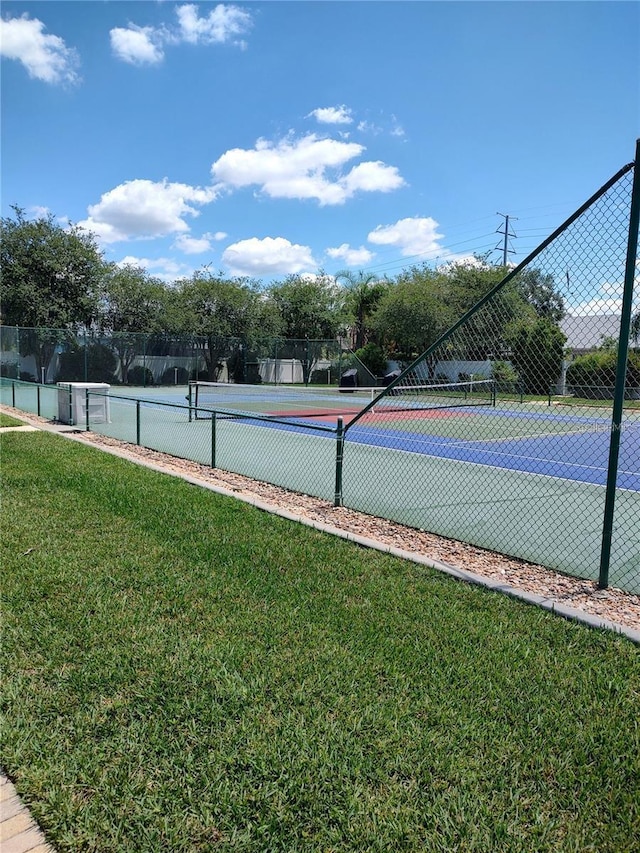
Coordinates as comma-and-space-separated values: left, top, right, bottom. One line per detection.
1, 431, 639, 852
0, 411, 25, 427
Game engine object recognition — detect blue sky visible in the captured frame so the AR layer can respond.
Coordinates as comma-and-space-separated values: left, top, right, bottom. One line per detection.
1, 1, 638, 287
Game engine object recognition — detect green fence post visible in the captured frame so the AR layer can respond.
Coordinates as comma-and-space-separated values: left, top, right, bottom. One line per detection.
85, 388, 90, 431
599, 139, 640, 589
136, 400, 141, 446
211, 411, 217, 468
37, 383, 41, 416
12, 380, 16, 408
69, 385, 73, 425
334, 417, 345, 507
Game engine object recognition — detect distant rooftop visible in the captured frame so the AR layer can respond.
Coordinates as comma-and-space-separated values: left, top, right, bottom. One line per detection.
561, 314, 624, 351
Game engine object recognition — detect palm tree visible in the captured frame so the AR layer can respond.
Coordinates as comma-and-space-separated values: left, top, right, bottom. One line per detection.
335, 270, 387, 350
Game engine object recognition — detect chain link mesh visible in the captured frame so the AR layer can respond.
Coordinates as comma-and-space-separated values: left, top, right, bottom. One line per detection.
1, 163, 638, 591
343, 166, 639, 591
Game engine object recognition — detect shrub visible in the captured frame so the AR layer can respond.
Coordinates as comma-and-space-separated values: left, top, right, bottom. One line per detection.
127, 365, 154, 387
509, 319, 566, 395
491, 360, 520, 393
566, 349, 640, 399
0, 362, 19, 379
160, 366, 189, 385
58, 342, 117, 383
354, 343, 387, 378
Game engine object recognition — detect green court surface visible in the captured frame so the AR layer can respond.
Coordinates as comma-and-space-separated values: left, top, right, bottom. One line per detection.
91, 393, 639, 593
2, 380, 638, 592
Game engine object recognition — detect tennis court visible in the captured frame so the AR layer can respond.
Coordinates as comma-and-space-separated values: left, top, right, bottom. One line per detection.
87, 382, 640, 592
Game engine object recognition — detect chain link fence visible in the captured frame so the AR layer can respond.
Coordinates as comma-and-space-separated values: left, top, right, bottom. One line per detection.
342, 154, 639, 592
0, 328, 349, 387
2, 149, 639, 592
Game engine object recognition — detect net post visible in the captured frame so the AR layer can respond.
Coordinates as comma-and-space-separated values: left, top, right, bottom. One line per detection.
211, 411, 216, 468
136, 399, 141, 446
12, 380, 15, 408
85, 388, 90, 431
188, 382, 193, 422
37, 383, 41, 416
334, 416, 345, 507
598, 138, 640, 589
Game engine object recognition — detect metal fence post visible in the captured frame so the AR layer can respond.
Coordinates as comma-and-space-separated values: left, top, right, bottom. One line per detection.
334, 417, 344, 507
211, 411, 217, 468
85, 388, 90, 431
136, 400, 141, 446
37, 383, 41, 416
599, 139, 640, 589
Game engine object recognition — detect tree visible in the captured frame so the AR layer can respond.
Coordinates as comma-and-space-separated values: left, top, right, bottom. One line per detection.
508, 318, 566, 395
1, 207, 106, 379
335, 270, 387, 350
515, 268, 565, 323
266, 275, 345, 382
171, 272, 277, 381
370, 266, 454, 361
0, 206, 104, 328
98, 264, 169, 383
267, 275, 344, 340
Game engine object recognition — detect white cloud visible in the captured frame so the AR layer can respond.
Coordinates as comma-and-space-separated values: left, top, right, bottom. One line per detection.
222, 237, 315, 276
176, 3, 252, 46
110, 3, 252, 64
326, 243, 374, 266
173, 234, 213, 254
211, 133, 405, 206
343, 161, 405, 194
368, 216, 445, 258
110, 26, 164, 65
213, 231, 228, 241
569, 299, 624, 317
117, 255, 194, 283
308, 105, 353, 125
79, 178, 217, 243
0, 14, 79, 85
26, 205, 51, 219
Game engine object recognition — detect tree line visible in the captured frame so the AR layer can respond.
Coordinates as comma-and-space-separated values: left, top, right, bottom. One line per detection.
2, 205, 636, 392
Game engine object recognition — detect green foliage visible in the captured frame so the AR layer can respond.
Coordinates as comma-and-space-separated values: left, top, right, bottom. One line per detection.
514, 268, 565, 322
509, 319, 566, 395
127, 365, 155, 387
0, 206, 104, 328
160, 366, 189, 385
491, 360, 520, 393
267, 274, 344, 340
371, 267, 454, 359
354, 342, 387, 377
58, 340, 118, 383
566, 349, 640, 398
99, 264, 168, 334
336, 270, 388, 350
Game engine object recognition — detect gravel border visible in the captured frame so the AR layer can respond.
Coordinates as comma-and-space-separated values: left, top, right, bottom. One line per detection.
3, 405, 639, 639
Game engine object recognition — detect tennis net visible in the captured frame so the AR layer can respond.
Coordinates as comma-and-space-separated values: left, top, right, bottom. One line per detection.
189, 379, 495, 422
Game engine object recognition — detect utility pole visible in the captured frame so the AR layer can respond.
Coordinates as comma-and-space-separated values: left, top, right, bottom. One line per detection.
495, 213, 517, 266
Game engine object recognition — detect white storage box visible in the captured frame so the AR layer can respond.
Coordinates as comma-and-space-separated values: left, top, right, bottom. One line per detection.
57, 382, 111, 425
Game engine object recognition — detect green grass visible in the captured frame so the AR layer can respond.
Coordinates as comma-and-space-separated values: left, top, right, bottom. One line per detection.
1, 431, 639, 852
0, 411, 25, 427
